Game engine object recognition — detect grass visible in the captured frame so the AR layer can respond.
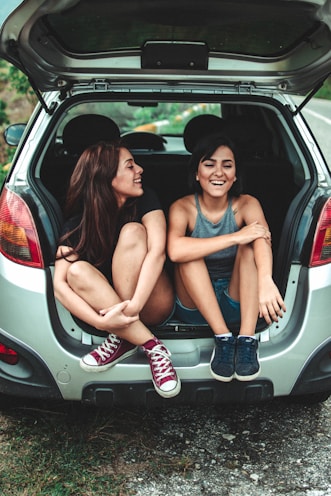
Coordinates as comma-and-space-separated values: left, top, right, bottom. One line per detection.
0, 397, 192, 495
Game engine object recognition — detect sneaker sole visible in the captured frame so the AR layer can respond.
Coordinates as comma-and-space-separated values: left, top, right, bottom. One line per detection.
234, 366, 261, 382
210, 367, 234, 382
153, 376, 182, 399
209, 348, 234, 383
79, 346, 138, 373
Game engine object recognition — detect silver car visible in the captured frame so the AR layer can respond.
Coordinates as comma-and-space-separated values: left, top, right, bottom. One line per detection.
0, 0, 331, 406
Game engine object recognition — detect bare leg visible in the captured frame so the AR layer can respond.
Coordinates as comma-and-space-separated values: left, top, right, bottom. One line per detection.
140, 270, 174, 325
228, 243, 259, 336
175, 260, 230, 335
176, 245, 260, 383
67, 260, 152, 345
112, 222, 174, 325
67, 261, 119, 311
69, 259, 181, 396
226, 244, 261, 381
112, 223, 147, 301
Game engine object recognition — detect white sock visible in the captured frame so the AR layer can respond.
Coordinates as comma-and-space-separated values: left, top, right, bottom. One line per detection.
215, 332, 232, 338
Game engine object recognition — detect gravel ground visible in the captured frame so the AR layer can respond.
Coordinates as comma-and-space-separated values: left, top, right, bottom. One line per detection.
125, 397, 331, 496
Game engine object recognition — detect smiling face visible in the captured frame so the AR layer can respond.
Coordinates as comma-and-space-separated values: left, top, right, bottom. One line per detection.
196, 145, 237, 199
111, 147, 144, 206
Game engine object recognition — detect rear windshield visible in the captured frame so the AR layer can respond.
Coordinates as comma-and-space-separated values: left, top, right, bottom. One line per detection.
57, 102, 222, 138
44, 0, 319, 57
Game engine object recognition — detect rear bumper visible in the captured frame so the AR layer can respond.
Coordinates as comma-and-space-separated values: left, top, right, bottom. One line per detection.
82, 379, 274, 407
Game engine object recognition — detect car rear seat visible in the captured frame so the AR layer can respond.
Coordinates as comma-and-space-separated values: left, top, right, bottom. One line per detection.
41, 113, 295, 255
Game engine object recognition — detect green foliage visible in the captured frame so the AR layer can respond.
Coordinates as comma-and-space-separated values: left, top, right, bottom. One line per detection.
0, 100, 8, 127
8, 65, 31, 95
0, 147, 15, 188
125, 102, 182, 131
0, 167, 7, 187
315, 77, 331, 100
126, 103, 220, 134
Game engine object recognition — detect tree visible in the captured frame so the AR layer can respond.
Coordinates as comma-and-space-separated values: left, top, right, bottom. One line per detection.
8, 65, 36, 105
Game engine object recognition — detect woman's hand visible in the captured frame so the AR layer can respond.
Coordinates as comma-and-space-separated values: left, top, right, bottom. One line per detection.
99, 301, 139, 330
236, 222, 271, 245
122, 299, 141, 318
258, 276, 286, 325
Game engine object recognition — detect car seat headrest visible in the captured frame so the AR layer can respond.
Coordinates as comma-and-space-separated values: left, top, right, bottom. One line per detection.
183, 114, 225, 153
62, 114, 120, 156
121, 131, 167, 151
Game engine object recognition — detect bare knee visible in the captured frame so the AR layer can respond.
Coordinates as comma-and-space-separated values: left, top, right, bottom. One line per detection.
67, 260, 94, 292
117, 222, 147, 253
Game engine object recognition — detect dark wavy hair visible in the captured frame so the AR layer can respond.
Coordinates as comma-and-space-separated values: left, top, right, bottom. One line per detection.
188, 133, 242, 197
58, 141, 137, 266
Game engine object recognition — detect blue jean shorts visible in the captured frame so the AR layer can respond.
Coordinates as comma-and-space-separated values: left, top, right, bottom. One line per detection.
175, 278, 241, 326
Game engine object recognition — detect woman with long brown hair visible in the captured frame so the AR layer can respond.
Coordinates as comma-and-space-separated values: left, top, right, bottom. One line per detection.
53, 141, 180, 398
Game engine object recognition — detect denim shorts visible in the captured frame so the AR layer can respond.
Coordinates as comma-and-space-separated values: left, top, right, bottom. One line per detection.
175, 278, 241, 326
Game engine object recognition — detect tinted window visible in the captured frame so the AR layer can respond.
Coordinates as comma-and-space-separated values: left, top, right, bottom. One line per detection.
44, 0, 319, 56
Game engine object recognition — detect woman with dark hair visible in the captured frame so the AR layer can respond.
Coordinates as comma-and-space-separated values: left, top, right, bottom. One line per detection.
167, 134, 286, 382
54, 141, 180, 398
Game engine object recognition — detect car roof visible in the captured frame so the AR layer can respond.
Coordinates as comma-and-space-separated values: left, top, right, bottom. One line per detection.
1, 0, 331, 94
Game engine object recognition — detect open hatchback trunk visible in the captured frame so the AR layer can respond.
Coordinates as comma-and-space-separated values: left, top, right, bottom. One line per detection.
0, 0, 331, 406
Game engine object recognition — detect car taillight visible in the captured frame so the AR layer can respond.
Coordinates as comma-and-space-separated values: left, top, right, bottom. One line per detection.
309, 197, 331, 267
0, 343, 19, 365
0, 187, 44, 268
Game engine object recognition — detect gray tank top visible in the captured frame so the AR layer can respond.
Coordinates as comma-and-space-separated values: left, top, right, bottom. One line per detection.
191, 193, 239, 279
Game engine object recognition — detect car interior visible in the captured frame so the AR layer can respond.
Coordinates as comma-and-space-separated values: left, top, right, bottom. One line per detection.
38, 99, 305, 339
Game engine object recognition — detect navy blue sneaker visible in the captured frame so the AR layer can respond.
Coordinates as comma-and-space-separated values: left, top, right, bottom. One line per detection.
235, 336, 260, 381
210, 335, 236, 382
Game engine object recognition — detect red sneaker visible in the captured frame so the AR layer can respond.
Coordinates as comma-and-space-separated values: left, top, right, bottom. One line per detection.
80, 334, 137, 372
142, 337, 181, 398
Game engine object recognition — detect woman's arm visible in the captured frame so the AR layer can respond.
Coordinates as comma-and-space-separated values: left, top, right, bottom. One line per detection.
241, 196, 286, 322
167, 197, 270, 263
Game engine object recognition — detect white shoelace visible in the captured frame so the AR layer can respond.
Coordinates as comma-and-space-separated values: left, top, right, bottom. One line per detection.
146, 344, 174, 382
94, 334, 120, 360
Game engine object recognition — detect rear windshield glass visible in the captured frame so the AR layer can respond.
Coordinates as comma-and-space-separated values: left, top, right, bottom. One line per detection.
44, 0, 319, 57
58, 102, 222, 138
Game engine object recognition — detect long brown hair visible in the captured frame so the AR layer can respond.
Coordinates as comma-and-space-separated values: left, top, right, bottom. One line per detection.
59, 141, 137, 266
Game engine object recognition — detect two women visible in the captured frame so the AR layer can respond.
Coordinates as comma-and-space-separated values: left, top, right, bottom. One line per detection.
54, 134, 285, 397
